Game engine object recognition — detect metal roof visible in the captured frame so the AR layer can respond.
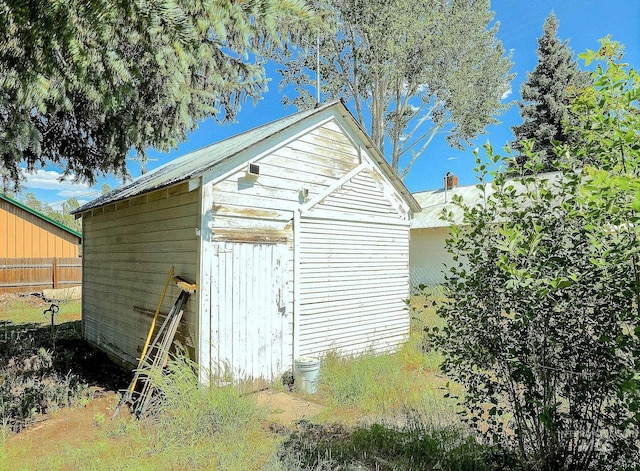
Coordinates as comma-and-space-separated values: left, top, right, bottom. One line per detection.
411, 183, 491, 228
74, 100, 420, 215
411, 171, 564, 229
0, 193, 82, 238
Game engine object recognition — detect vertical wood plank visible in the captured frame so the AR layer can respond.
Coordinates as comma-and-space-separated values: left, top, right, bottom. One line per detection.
52, 257, 58, 289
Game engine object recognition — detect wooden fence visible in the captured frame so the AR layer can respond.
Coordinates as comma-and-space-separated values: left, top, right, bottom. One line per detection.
0, 258, 82, 294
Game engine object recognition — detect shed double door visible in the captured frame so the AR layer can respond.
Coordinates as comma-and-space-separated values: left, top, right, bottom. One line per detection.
209, 241, 291, 383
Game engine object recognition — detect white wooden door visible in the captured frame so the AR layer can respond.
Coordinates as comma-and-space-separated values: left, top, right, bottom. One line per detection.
208, 241, 291, 382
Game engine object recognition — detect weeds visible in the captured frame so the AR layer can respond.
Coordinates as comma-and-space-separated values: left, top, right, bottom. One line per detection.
131, 351, 278, 469
0, 342, 92, 432
0, 297, 105, 434
1, 291, 504, 470
317, 289, 456, 421
277, 413, 503, 471
143, 351, 263, 444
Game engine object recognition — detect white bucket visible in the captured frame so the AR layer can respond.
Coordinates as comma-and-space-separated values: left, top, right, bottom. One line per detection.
294, 357, 320, 394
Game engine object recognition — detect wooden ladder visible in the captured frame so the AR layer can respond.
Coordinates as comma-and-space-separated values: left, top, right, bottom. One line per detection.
114, 273, 196, 418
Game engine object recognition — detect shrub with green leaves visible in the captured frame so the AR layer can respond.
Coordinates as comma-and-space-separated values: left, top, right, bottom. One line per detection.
431, 38, 640, 470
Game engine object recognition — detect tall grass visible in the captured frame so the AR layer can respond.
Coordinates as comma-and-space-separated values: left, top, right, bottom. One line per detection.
276, 412, 501, 471
8, 352, 282, 470
2, 289, 495, 470
316, 288, 458, 423
133, 351, 278, 469
270, 288, 497, 470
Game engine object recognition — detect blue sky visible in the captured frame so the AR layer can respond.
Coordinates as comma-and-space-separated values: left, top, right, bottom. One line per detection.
17, 0, 640, 208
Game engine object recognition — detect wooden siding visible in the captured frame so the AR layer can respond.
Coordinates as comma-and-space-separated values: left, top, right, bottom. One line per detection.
298, 166, 411, 358
316, 168, 406, 218
199, 119, 363, 380
0, 257, 81, 294
81, 183, 200, 367
409, 227, 452, 287
0, 199, 80, 258
80, 111, 414, 382
204, 241, 292, 382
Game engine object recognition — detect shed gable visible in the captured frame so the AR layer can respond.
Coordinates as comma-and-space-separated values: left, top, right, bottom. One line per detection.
310, 167, 408, 220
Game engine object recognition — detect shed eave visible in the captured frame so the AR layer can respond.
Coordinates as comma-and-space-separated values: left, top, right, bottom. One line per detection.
73, 100, 420, 216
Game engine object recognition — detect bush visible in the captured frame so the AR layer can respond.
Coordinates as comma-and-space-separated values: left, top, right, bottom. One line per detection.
0, 347, 89, 432
432, 41, 640, 469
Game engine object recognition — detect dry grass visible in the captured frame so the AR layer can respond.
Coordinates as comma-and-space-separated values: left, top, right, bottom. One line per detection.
0, 289, 469, 470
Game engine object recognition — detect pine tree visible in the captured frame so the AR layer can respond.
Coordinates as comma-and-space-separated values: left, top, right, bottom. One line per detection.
510, 13, 590, 173
0, 0, 317, 190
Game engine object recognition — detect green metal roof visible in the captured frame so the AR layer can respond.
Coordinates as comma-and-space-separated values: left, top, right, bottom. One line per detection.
0, 193, 82, 238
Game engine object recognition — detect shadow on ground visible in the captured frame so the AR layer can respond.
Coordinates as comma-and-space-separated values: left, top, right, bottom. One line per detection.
0, 320, 130, 391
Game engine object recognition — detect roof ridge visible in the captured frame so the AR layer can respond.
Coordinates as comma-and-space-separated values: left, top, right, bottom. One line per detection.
0, 193, 82, 238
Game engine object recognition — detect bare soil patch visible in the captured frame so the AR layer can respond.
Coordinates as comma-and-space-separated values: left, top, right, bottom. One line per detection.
256, 389, 324, 425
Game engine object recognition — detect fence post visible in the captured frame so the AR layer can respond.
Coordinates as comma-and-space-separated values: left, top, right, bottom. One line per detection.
52, 257, 58, 289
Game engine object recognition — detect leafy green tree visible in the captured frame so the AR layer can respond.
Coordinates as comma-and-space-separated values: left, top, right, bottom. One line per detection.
430, 41, 640, 470
0, 0, 317, 190
572, 36, 640, 313
510, 13, 590, 173
273, 0, 513, 178
100, 183, 113, 196
19, 192, 81, 232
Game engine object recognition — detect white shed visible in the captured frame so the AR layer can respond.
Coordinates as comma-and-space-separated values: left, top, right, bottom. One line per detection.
74, 101, 420, 382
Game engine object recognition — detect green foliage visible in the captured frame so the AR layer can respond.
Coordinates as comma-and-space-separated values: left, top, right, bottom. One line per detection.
573, 37, 640, 239
433, 39, 640, 470
274, 0, 513, 177
0, 0, 318, 190
510, 13, 590, 173
433, 140, 640, 469
16, 192, 81, 233
278, 415, 504, 471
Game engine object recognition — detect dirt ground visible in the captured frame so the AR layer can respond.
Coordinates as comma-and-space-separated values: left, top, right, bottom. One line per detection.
256, 389, 324, 424
5, 391, 122, 463
5, 388, 323, 461
2, 291, 324, 462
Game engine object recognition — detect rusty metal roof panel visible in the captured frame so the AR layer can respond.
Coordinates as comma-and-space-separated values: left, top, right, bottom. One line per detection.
73, 104, 333, 214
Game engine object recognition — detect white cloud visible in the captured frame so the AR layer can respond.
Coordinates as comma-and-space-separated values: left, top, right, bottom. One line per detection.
447, 156, 460, 161
20, 168, 102, 203
501, 88, 513, 100
21, 168, 90, 192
